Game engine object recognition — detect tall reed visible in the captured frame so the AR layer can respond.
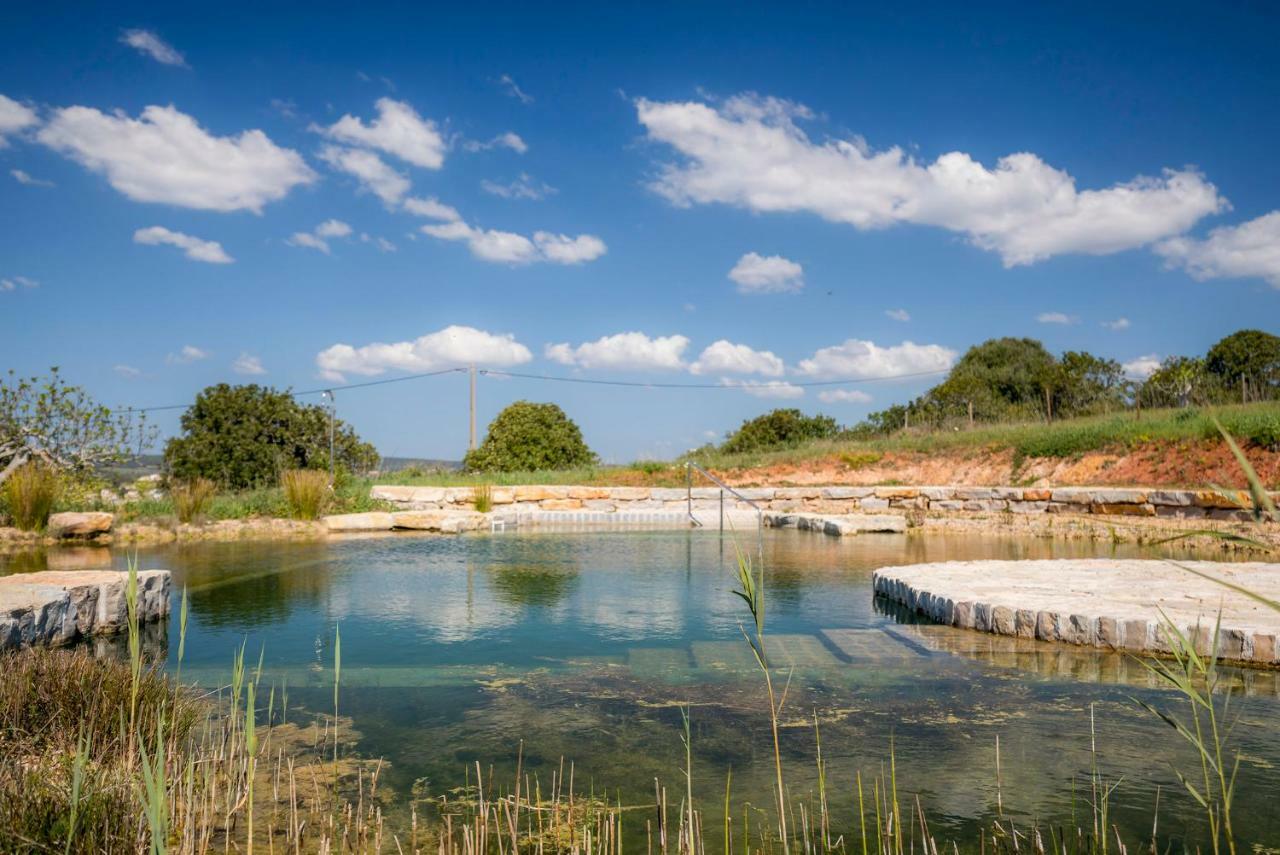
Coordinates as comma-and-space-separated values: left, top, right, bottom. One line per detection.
281, 468, 330, 519
169, 477, 216, 524
2, 459, 58, 531
473, 483, 494, 513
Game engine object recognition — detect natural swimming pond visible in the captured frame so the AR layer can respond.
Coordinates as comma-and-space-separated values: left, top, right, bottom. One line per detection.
4, 529, 1279, 848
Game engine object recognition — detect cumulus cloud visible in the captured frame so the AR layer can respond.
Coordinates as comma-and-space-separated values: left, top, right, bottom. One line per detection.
498, 74, 534, 105
166, 344, 209, 364
415, 200, 605, 265
797, 338, 957, 379
885, 308, 910, 322
11, 169, 52, 186
38, 104, 315, 212
463, 132, 528, 155
0, 95, 39, 145
1103, 317, 1131, 331
818, 388, 873, 404
481, 172, 555, 200
1036, 311, 1077, 325
727, 252, 803, 294
133, 226, 233, 263
689, 340, 785, 376
232, 353, 267, 375
119, 29, 187, 67
286, 219, 353, 254
318, 98, 446, 169
1122, 354, 1162, 379
1155, 211, 1280, 288
318, 145, 410, 204
636, 93, 1226, 266
545, 332, 689, 371
403, 196, 461, 220
0, 275, 38, 292
316, 325, 532, 382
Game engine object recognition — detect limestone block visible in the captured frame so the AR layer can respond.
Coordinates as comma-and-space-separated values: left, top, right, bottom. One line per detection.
569, 487, 609, 500
1148, 490, 1193, 507
322, 512, 395, 532
821, 486, 874, 499
541, 498, 584, 511
860, 497, 890, 510
1089, 502, 1155, 516
47, 512, 114, 538
608, 487, 652, 501
513, 485, 569, 501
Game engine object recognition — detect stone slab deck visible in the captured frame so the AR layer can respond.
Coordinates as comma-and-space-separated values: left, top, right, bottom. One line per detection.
873, 559, 1280, 666
765, 512, 907, 535
0, 569, 170, 648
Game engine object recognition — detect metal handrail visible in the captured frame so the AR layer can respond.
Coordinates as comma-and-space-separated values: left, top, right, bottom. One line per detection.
684, 462, 765, 555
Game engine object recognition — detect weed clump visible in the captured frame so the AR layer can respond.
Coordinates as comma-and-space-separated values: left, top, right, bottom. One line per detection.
1, 460, 59, 531
170, 476, 216, 523
281, 468, 330, 520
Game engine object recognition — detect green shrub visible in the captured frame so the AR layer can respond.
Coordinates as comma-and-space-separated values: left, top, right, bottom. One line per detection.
164, 384, 378, 490
838, 450, 883, 470
473, 483, 493, 513
281, 469, 330, 520
464, 401, 597, 472
721, 409, 839, 455
1, 461, 59, 531
170, 476, 216, 523
630, 460, 667, 475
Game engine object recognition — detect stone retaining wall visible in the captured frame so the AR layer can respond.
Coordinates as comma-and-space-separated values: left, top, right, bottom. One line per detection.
370, 484, 1272, 521
0, 569, 170, 648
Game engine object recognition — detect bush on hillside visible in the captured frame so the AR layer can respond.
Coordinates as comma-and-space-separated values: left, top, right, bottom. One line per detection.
721, 408, 839, 455
164, 384, 378, 490
464, 401, 597, 472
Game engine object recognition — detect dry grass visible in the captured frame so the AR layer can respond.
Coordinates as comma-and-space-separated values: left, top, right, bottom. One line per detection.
170, 477, 216, 524
473, 483, 494, 513
2, 460, 59, 531
281, 468, 331, 520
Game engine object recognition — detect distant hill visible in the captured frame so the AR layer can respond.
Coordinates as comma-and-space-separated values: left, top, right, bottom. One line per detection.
100, 453, 461, 484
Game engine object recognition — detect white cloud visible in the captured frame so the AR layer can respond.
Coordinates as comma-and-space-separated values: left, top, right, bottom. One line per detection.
797, 338, 957, 379
727, 252, 804, 294
166, 345, 209, 364
1035, 311, 1077, 325
232, 353, 267, 375
316, 219, 352, 238
545, 332, 689, 371
316, 325, 532, 382
0, 95, 39, 145
119, 29, 187, 67
286, 232, 329, 253
885, 308, 911, 322
403, 196, 461, 220
287, 219, 353, 254
1102, 317, 1131, 331
422, 219, 605, 265
361, 233, 396, 252
1155, 211, 1280, 288
464, 132, 528, 154
721, 378, 805, 399
481, 172, 555, 200
1122, 354, 1162, 379
318, 98, 446, 169
133, 226, 233, 264
0, 275, 38, 292
636, 93, 1226, 266
498, 74, 534, 105
818, 388, 873, 404
318, 145, 409, 205
689, 340, 785, 376
113, 364, 141, 378
11, 169, 53, 187
38, 104, 314, 212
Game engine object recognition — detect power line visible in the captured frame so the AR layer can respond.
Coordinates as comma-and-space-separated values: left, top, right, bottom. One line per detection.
117, 365, 950, 414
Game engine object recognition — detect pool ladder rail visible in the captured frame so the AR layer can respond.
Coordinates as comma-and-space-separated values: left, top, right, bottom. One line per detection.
684, 461, 765, 557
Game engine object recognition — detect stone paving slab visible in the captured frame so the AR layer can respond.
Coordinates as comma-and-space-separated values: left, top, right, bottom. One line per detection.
764, 512, 907, 535
821, 628, 924, 661
872, 559, 1280, 666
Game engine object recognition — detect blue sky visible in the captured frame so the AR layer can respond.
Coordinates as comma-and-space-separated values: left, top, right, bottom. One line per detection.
1, 2, 1277, 461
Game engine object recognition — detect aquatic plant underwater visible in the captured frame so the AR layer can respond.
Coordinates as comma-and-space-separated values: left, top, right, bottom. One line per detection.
0, 420, 1276, 853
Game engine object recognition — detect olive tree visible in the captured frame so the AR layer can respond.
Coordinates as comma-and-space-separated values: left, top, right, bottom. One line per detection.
464, 401, 597, 472
0, 368, 154, 486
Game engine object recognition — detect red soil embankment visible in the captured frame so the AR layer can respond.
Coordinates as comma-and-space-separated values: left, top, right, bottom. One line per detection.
721, 439, 1280, 489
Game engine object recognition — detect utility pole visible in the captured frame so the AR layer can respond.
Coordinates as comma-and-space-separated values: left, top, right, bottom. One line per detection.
323, 390, 335, 485
468, 365, 477, 451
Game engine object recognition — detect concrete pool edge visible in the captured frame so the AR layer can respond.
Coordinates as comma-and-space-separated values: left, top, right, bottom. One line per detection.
873, 558, 1280, 667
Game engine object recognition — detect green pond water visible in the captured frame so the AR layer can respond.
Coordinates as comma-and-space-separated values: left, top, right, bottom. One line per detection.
4, 529, 1279, 849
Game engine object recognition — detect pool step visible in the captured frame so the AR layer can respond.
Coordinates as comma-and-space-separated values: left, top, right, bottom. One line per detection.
690, 634, 840, 671
820, 628, 925, 661
628, 647, 694, 680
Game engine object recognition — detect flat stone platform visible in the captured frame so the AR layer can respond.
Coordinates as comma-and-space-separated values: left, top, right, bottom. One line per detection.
0, 569, 170, 648
873, 559, 1280, 666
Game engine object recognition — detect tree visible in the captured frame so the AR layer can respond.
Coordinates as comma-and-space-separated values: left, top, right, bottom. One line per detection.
926, 337, 1058, 423
464, 401, 597, 472
1206, 329, 1280, 401
164, 384, 378, 489
1142, 356, 1210, 408
721, 408, 839, 454
0, 368, 154, 486
1055, 351, 1126, 417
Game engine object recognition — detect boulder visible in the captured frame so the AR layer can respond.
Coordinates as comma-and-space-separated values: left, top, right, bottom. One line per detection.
47, 512, 114, 538
0, 569, 170, 648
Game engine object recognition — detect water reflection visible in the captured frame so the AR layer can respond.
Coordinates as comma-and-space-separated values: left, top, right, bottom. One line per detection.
1, 529, 1276, 848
